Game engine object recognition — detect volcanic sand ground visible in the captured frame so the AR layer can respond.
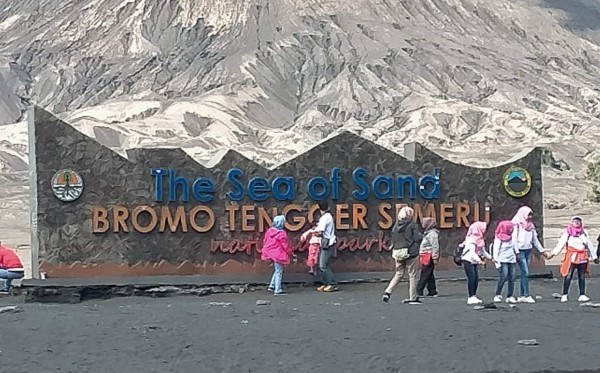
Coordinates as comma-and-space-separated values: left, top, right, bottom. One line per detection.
2, 279, 600, 373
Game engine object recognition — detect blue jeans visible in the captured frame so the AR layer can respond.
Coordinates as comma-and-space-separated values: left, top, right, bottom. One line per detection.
0, 270, 24, 291
318, 245, 337, 286
269, 263, 284, 294
518, 250, 532, 296
495, 263, 516, 297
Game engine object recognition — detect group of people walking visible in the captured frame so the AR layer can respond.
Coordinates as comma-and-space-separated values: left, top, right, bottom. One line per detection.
383, 205, 599, 305
457, 206, 545, 305
259, 202, 599, 305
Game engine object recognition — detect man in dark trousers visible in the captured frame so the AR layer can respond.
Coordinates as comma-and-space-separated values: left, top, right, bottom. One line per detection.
314, 201, 339, 292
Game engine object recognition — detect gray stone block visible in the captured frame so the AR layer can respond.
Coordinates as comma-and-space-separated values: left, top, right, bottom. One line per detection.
29, 106, 544, 277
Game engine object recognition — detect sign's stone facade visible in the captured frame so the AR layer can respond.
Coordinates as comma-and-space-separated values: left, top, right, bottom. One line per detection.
29, 107, 544, 278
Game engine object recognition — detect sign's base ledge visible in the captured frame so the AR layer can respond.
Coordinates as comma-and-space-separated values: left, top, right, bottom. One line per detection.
20, 269, 555, 289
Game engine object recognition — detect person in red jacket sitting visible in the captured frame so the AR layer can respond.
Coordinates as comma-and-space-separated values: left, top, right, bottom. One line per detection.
0, 244, 24, 293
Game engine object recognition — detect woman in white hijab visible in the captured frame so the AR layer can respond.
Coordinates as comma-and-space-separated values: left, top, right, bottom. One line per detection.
382, 207, 423, 304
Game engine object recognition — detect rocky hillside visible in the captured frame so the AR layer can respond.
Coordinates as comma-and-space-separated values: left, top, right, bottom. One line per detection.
1, 0, 600, 248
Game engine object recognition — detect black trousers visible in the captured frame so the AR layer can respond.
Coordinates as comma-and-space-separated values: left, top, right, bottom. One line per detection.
417, 259, 437, 296
462, 261, 479, 297
562, 263, 587, 295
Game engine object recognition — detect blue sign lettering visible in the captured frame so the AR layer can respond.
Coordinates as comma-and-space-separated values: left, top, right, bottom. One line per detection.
330, 167, 341, 200
272, 177, 295, 201
352, 168, 369, 201
151, 168, 166, 202
169, 170, 189, 202
307, 176, 329, 200
373, 175, 393, 199
248, 177, 270, 202
227, 168, 244, 201
419, 168, 440, 199
227, 170, 296, 202
150, 167, 441, 202
351, 168, 441, 200
192, 178, 214, 202
396, 176, 416, 199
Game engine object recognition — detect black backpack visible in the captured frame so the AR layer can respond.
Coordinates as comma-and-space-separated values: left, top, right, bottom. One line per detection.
453, 242, 465, 266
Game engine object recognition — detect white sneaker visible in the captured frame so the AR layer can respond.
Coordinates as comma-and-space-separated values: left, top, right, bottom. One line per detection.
467, 296, 483, 305
506, 297, 518, 304
518, 296, 536, 304
493, 295, 502, 303
561, 295, 568, 303
578, 295, 590, 302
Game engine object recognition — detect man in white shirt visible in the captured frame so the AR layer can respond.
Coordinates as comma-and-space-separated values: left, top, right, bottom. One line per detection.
314, 201, 338, 292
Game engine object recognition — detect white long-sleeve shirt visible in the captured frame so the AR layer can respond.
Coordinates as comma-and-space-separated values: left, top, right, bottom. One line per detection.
550, 232, 597, 260
492, 238, 519, 264
513, 225, 544, 253
461, 239, 492, 264
315, 212, 336, 246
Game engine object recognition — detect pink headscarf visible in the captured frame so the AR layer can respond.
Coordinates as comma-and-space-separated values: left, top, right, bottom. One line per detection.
465, 221, 487, 248
567, 216, 584, 237
511, 206, 534, 231
494, 220, 514, 242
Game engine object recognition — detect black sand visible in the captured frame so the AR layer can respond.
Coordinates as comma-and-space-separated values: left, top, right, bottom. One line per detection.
1, 278, 599, 373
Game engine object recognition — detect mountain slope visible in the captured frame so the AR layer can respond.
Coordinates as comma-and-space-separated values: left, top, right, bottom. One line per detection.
1, 0, 600, 163
1, 0, 600, 249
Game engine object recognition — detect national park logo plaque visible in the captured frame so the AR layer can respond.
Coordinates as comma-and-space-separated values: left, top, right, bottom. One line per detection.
51, 169, 84, 202
503, 166, 531, 198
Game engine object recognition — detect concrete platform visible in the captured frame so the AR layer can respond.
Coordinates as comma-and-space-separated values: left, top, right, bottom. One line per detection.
21, 268, 556, 287
17, 267, 557, 303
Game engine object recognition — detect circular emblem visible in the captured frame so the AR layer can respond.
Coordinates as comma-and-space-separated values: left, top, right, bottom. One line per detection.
52, 169, 84, 202
503, 166, 531, 198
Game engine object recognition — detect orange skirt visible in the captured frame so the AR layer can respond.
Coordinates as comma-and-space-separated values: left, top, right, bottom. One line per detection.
560, 246, 590, 277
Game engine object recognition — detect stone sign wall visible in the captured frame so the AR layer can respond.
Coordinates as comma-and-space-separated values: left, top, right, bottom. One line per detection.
29, 107, 544, 278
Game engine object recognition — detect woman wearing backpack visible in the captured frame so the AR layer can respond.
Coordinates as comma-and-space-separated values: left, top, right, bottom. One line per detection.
511, 206, 545, 303
461, 221, 492, 305
382, 206, 423, 304
546, 216, 597, 303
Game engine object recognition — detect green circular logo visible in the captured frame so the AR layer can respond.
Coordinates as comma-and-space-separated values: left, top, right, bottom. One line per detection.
503, 166, 531, 198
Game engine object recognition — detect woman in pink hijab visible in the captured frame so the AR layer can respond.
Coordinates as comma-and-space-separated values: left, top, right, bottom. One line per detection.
460, 221, 492, 305
492, 221, 519, 304
547, 216, 597, 303
511, 206, 545, 303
